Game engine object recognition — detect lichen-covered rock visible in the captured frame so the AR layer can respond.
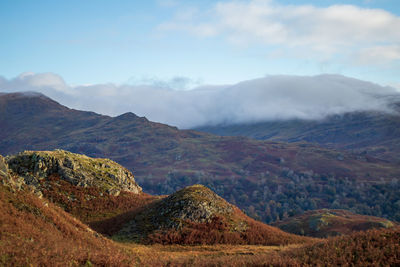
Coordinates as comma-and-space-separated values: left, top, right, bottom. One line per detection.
114, 184, 246, 241
6, 150, 142, 195
0, 155, 8, 179
0, 155, 27, 192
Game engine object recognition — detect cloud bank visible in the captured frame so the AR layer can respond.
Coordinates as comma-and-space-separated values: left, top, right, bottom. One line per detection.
158, 0, 400, 64
0, 72, 398, 128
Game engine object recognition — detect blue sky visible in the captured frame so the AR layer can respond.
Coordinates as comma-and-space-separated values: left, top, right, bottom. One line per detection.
1, 0, 400, 88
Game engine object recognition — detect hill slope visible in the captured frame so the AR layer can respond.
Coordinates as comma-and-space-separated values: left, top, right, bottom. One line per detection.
196, 106, 400, 163
0, 174, 135, 266
1, 152, 399, 266
1, 92, 400, 223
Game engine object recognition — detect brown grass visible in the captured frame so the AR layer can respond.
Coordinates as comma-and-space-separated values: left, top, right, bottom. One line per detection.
0, 184, 137, 266
147, 214, 313, 246
2, 178, 399, 266
289, 227, 400, 266
41, 173, 157, 223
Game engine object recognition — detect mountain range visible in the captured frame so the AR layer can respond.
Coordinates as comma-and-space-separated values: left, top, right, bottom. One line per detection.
196, 104, 400, 163
0, 92, 400, 224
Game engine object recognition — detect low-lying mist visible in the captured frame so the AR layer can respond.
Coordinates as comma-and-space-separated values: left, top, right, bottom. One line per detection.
0, 72, 398, 128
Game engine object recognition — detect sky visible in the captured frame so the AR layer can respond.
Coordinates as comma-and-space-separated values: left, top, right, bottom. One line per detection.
1, 0, 400, 87
1, 0, 400, 128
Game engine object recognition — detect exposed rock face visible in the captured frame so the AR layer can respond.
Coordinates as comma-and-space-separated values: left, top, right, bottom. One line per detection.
0, 155, 9, 180
114, 184, 244, 241
1, 155, 27, 194
6, 150, 142, 195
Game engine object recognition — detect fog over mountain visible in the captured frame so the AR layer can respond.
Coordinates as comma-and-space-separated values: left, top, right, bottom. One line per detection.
0, 72, 398, 128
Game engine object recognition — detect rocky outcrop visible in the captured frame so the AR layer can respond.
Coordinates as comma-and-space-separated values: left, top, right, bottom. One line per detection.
114, 184, 246, 241
6, 150, 142, 195
0, 155, 8, 179
0, 155, 26, 192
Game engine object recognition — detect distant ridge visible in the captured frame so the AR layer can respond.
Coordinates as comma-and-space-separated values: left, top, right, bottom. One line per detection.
196, 106, 400, 163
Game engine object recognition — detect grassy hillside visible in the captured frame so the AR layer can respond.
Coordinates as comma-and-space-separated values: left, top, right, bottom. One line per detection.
1, 182, 399, 266
1, 153, 399, 266
0, 183, 138, 266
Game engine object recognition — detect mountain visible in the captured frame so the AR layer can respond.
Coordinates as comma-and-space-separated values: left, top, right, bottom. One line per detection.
272, 209, 396, 238
1, 92, 400, 224
195, 105, 400, 163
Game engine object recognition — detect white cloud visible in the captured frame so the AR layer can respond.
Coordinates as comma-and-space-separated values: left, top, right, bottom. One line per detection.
0, 72, 398, 128
159, 0, 400, 62
126, 75, 203, 90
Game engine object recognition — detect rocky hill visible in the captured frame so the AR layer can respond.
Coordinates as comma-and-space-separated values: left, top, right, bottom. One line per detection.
114, 184, 311, 245
272, 209, 396, 238
6, 150, 142, 196
4, 150, 155, 228
0, 170, 137, 266
1, 92, 400, 224
2, 153, 311, 247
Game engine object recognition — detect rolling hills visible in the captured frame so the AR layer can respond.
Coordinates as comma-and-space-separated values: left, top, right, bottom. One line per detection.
1, 151, 399, 266
3, 150, 311, 247
1, 92, 400, 224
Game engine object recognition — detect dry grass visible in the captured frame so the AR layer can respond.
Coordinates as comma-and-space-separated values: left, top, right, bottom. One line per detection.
0, 184, 137, 266
1, 179, 399, 266
123, 243, 303, 266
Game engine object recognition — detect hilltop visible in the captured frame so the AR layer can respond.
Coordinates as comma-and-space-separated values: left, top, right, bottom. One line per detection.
4, 150, 155, 225
6, 150, 142, 196
1, 92, 400, 224
272, 209, 396, 238
114, 184, 310, 245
